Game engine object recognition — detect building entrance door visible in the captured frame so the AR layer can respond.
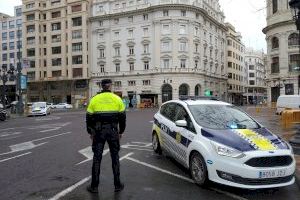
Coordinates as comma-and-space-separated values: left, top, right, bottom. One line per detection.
271, 87, 280, 102
162, 84, 172, 103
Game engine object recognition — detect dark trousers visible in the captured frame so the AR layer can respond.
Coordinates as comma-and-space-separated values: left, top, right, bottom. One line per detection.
91, 137, 121, 188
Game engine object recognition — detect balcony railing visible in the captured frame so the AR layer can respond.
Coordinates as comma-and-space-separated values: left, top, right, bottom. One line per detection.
90, 67, 220, 78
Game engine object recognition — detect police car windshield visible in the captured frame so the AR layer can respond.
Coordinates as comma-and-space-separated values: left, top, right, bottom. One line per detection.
189, 105, 259, 130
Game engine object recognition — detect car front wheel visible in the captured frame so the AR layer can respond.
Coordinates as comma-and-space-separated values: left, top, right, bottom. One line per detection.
0, 114, 6, 121
152, 132, 162, 155
190, 152, 208, 186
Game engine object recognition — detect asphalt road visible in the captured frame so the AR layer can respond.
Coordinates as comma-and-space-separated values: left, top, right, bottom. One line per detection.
0, 109, 299, 200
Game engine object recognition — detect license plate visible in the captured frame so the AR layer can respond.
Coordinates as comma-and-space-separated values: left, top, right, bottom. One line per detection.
258, 169, 286, 178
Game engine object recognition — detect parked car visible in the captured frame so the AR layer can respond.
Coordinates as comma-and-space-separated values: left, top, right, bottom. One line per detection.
0, 108, 7, 121
52, 103, 73, 109
152, 97, 295, 189
276, 95, 300, 115
28, 102, 51, 116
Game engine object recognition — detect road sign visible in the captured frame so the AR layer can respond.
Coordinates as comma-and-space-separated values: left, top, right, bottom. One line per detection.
20, 75, 27, 90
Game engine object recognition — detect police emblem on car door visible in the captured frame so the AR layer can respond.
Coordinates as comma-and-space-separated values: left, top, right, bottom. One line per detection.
172, 104, 194, 163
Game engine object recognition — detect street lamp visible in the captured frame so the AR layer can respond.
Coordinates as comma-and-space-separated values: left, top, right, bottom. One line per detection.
0, 64, 15, 109
16, 26, 24, 115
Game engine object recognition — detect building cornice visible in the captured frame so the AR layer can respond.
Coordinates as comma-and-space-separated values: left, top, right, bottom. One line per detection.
90, 4, 227, 31
262, 20, 295, 34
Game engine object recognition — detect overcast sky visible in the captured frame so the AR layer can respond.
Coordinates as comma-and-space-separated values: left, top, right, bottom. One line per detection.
0, 0, 267, 51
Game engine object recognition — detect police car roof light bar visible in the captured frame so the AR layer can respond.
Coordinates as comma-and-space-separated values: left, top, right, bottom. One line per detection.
179, 96, 219, 101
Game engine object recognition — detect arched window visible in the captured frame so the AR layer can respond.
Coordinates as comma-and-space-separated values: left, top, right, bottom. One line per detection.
179, 84, 189, 96
161, 84, 172, 103
288, 33, 299, 46
195, 84, 201, 96
271, 37, 279, 49
272, 0, 278, 14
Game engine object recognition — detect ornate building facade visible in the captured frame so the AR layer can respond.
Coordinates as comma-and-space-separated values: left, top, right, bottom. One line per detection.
90, 0, 228, 106
22, 0, 90, 107
226, 23, 245, 105
0, 6, 23, 103
244, 48, 267, 104
263, 0, 300, 103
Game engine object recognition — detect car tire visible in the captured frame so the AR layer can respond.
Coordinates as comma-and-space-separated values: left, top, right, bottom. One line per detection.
189, 152, 208, 186
0, 114, 5, 121
152, 132, 162, 155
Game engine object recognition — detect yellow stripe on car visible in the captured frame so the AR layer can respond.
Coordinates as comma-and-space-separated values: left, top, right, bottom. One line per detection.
235, 129, 277, 151
154, 124, 163, 144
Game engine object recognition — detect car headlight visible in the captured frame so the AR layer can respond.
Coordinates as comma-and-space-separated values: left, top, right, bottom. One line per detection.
210, 141, 245, 158
285, 141, 294, 154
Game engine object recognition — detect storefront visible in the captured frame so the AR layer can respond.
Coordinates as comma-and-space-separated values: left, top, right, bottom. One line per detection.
139, 91, 158, 108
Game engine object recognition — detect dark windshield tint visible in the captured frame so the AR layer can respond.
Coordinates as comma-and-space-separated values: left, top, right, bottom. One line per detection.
189, 104, 259, 130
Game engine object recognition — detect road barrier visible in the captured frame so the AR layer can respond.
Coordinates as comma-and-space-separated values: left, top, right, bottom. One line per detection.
281, 109, 300, 129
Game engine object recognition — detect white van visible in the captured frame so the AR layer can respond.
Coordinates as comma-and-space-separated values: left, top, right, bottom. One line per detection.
276, 95, 300, 114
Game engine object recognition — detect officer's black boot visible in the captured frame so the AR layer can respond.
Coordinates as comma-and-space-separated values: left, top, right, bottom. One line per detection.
86, 185, 99, 194
114, 181, 124, 192
114, 176, 124, 192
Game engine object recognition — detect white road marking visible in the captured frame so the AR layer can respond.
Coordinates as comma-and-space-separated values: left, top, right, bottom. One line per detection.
32, 132, 71, 142
0, 132, 22, 137
0, 152, 32, 163
0, 132, 71, 156
125, 156, 194, 183
0, 128, 15, 131
76, 147, 110, 165
10, 142, 47, 152
122, 147, 153, 152
35, 117, 61, 121
48, 176, 91, 200
149, 120, 154, 123
40, 127, 61, 133
0, 142, 47, 156
49, 152, 134, 200
131, 142, 152, 147
125, 157, 248, 200
120, 152, 134, 160
121, 143, 152, 152
76, 142, 151, 165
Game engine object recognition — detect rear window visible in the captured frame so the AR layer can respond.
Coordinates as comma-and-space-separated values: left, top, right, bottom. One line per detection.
189, 104, 259, 130
32, 102, 46, 109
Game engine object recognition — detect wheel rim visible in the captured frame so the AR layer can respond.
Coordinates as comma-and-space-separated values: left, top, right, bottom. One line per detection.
152, 134, 158, 150
191, 156, 205, 183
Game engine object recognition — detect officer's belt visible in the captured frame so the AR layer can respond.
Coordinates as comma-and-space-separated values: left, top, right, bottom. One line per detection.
92, 112, 119, 122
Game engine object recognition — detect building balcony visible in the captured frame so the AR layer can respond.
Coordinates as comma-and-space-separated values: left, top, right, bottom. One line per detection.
91, 67, 205, 78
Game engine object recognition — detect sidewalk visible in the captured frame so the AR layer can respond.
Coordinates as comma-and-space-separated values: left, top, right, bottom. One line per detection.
243, 106, 300, 188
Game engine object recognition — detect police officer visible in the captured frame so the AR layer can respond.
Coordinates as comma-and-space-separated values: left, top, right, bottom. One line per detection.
86, 79, 126, 193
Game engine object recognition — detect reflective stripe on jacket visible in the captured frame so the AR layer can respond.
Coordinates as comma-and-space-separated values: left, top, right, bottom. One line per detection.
86, 91, 126, 135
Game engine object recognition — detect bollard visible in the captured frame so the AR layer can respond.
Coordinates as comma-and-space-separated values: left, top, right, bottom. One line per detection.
255, 107, 261, 113
289, 123, 300, 155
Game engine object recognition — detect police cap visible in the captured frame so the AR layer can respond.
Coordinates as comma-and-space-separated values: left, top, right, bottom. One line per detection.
101, 79, 112, 87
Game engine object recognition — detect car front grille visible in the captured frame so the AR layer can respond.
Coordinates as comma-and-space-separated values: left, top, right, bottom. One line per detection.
217, 170, 294, 185
245, 156, 293, 167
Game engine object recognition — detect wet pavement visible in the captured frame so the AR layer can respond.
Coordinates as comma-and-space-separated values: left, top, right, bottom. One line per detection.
242, 106, 300, 188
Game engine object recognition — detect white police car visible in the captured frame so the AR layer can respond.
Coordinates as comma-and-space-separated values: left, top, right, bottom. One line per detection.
152, 97, 296, 189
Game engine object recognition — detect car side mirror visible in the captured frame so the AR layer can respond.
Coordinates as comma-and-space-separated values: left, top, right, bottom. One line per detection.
175, 120, 187, 127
